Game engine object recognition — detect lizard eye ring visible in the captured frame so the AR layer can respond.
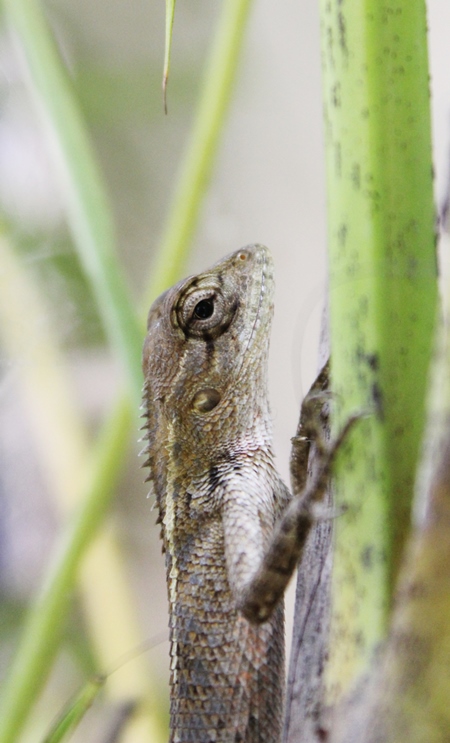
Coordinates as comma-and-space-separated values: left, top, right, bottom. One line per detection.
174, 281, 237, 339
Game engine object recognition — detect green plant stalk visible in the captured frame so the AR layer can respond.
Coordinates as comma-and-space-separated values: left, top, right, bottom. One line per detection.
0, 400, 132, 743
353, 224, 450, 740
330, 231, 450, 740
2, 0, 143, 407
319, 0, 437, 701
0, 0, 255, 738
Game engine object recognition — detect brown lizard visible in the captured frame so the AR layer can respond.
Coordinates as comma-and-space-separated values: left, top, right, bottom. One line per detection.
141, 245, 351, 742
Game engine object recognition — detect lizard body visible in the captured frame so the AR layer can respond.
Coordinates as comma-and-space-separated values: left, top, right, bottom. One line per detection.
142, 246, 340, 742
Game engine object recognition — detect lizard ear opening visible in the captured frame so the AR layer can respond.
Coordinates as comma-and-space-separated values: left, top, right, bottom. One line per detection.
191, 387, 221, 413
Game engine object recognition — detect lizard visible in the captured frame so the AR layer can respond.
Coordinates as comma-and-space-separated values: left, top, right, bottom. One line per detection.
141, 244, 353, 743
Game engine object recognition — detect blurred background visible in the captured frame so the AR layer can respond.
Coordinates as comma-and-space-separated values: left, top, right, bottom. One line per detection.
0, 0, 449, 740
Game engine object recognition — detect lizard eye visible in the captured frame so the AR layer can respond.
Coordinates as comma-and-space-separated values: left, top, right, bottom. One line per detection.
193, 298, 214, 320
174, 282, 237, 339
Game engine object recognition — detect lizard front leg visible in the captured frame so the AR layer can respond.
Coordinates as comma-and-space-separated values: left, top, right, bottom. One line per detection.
223, 361, 359, 625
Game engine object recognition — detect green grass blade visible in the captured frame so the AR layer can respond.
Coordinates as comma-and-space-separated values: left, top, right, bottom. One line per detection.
0, 400, 132, 743
319, 0, 437, 701
41, 677, 105, 743
163, 0, 176, 113
0, 0, 255, 738
0, 229, 166, 743
145, 0, 254, 305
2, 0, 143, 406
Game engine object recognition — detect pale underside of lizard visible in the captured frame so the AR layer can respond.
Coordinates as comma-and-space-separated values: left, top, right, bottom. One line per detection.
142, 245, 339, 743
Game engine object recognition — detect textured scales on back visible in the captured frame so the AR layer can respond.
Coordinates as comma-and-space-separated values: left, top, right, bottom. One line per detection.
142, 246, 289, 742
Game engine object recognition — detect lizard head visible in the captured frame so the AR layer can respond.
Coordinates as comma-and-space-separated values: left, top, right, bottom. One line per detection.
141, 244, 274, 497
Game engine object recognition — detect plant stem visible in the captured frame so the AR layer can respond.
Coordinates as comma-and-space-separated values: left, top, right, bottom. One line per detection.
319, 0, 438, 701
